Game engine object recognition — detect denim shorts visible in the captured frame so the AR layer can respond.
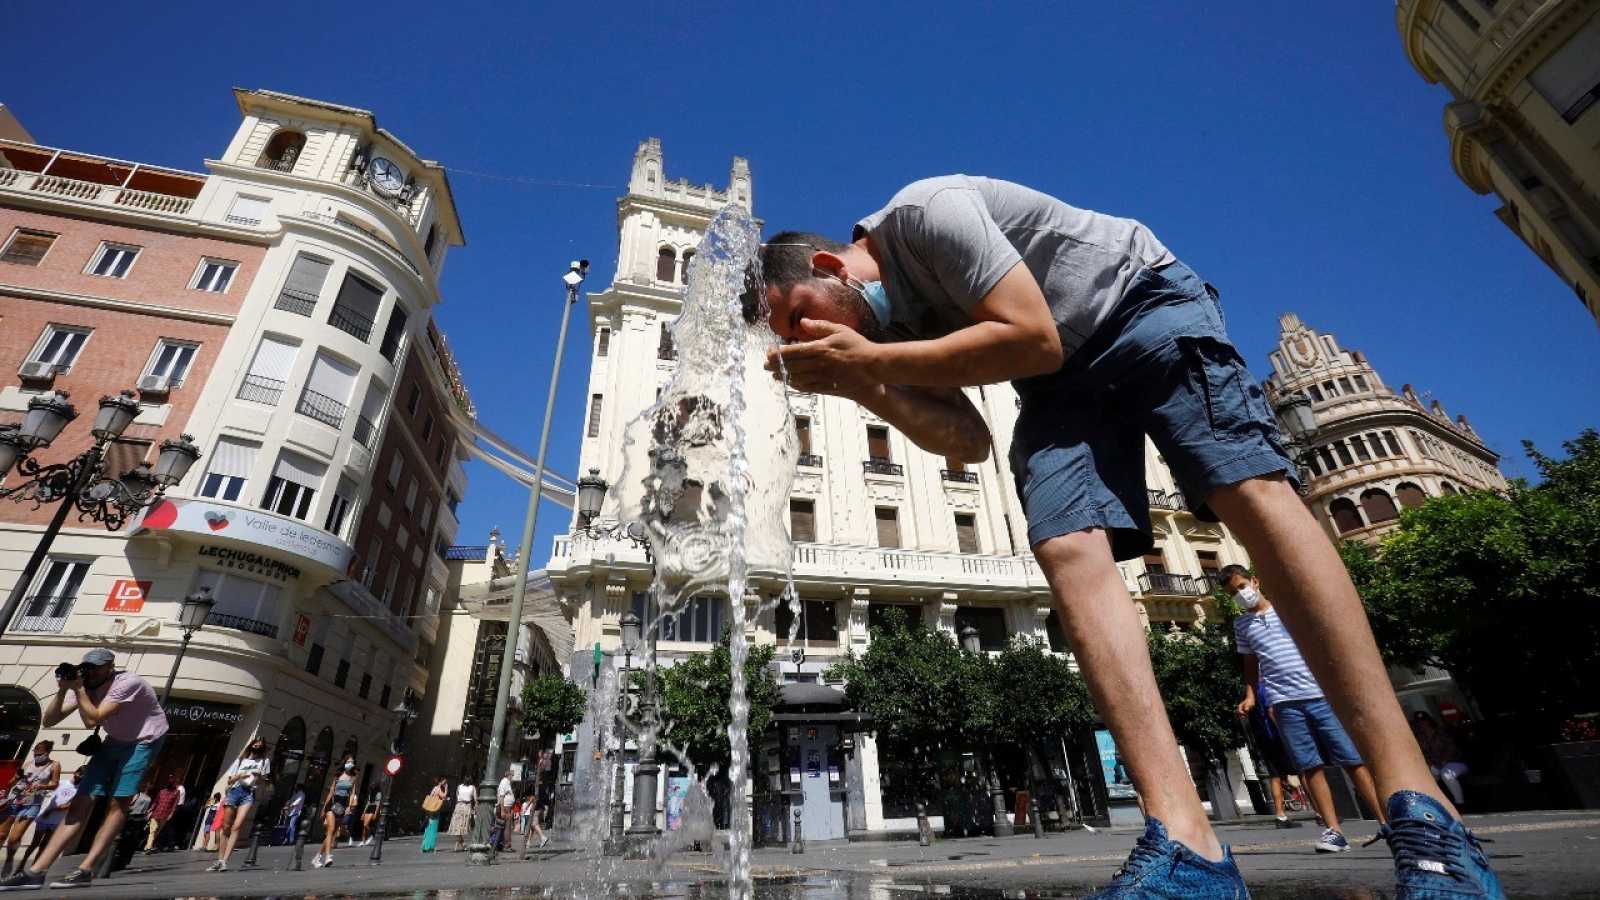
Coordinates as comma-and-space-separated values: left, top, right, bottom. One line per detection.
80, 737, 164, 799
225, 782, 256, 807
1010, 261, 1294, 559
1274, 697, 1364, 771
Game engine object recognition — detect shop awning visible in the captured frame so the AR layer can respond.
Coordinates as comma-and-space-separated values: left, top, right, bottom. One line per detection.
456, 570, 573, 664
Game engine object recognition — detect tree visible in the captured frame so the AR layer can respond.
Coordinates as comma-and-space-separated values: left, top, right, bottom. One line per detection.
519, 674, 588, 745
651, 635, 778, 775
1144, 622, 1245, 766
975, 637, 1096, 827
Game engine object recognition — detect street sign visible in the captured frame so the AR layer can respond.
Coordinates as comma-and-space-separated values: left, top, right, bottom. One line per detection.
384, 754, 403, 776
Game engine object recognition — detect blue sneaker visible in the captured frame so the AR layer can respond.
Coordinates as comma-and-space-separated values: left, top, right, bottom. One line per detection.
1086, 818, 1249, 899
1372, 790, 1505, 899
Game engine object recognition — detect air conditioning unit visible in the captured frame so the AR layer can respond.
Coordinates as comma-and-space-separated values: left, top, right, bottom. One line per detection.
18, 360, 57, 379
138, 374, 172, 394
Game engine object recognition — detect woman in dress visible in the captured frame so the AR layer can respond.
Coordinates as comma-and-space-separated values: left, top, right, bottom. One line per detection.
419, 777, 448, 852
209, 735, 272, 872
447, 778, 476, 851
195, 793, 222, 850
1, 742, 59, 878
314, 755, 357, 868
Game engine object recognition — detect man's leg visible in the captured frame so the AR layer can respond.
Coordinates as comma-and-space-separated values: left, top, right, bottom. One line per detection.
1301, 767, 1343, 834
1207, 476, 1454, 813
1267, 775, 1286, 818
76, 798, 129, 874
1033, 528, 1224, 861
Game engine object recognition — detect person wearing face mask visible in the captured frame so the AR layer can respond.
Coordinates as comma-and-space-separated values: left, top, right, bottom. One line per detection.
16, 767, 78, 875
313, 756, 357, 869
0, 649, 168, 892
759, 178, 1503, 899
1226, 564, 1385, 854
207, 736, 272, 872
1, 743, 59, 878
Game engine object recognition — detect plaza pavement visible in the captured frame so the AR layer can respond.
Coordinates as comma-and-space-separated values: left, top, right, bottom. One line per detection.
14, 809, 1600, 898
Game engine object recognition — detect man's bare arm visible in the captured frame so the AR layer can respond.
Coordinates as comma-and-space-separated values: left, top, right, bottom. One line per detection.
853, 384, 992, 463
40, 684, 76, 728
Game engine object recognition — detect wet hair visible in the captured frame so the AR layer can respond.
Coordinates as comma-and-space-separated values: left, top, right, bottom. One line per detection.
1217, 564, 1253, 587
759, 230, 848, 295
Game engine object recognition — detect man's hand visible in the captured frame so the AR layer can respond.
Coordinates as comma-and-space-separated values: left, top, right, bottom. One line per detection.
1235, 695, 1256, 718
765, 319, 883, 400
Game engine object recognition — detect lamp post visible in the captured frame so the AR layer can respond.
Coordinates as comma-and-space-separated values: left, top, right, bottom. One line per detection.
602, 612, 638, 856
161, 587, 216, 704
1272, 392, 1319, 496
1, 391, 200, 633
469, 260, 588, 866
369, 695, 417, 865
960, 624, 1015, 838
572, 469, 652, 557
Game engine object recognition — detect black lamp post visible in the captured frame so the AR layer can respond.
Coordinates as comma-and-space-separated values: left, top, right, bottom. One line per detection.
573, 469, 651, 556
1272, 392, 1319, 496
161, 587, 216, 704
624, 607, 662, 857
960, 624, 1014, 838
602, 611, 639, 857
369, 695, 417, 865
1, 390, 200, 633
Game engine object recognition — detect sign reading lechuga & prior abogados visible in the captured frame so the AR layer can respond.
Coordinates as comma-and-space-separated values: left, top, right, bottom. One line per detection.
137, 498, 353, 575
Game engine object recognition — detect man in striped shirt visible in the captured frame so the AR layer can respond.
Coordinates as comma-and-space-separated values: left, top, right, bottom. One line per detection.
1225, 564, 1386, 853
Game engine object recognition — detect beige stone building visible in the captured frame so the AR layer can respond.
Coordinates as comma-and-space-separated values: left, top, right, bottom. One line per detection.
1397, 0, 1600, 325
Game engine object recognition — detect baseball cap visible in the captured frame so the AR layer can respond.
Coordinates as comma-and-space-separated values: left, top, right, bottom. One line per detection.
81, 648, 115, 667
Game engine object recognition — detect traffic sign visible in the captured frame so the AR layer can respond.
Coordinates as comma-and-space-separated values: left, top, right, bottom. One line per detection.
384, 754, 403, 776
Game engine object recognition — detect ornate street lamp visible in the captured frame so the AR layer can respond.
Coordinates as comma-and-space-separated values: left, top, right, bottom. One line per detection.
0, 390, 201, 634
1272, 392, 1319, 496
161, 586, 215, 704
572, 469, 651, 555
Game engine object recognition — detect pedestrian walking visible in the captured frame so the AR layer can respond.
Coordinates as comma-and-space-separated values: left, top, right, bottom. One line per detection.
1240, 682, 1303, 830
16, 768, 78, 876
313, 755, 357, 869
419, 778, 447, 853
0, 649, 169, 891
1, 742, 60, 878
282, 784, 306, 845
143, 775, 182, 853
519, 788, 548, 852
208, 736, 272, 872
758, 183, 1504, 898
358, 791, 380, 846
1411, 711, 1470, 807
1228, 565, 1385, 854
448, 779, 475, 851
194, 793, 222, 851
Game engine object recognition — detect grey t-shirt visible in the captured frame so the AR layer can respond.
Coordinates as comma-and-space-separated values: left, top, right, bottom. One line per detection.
854, 175, 1174, 358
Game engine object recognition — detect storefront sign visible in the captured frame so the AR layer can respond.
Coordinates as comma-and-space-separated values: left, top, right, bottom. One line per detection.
293, 614, 311, 647
198, 545, 301, 584
162, 699, 244, 728
137, 498, 353, 575
103, 579, 151, 614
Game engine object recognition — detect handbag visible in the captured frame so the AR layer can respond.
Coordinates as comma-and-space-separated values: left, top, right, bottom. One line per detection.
74, 728, 103, 756
422, 793, 444, 814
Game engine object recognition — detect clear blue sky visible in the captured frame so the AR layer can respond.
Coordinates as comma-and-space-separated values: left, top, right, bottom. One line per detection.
6, 2, 1595, 565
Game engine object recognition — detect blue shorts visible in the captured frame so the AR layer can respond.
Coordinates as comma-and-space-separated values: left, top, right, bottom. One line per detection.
1274, 697, 1364, 771
1010, 261, 1295, 559
80, 737, 164, 799
225, 783, 256, 808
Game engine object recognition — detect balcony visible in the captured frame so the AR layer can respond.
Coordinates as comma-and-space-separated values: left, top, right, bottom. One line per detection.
274, 287, 318, 317
862, 457, 904, 477
942, 469, 978, 484
1195, 573, 1223, 596
206, 611, 279, 639
1138, 572, 1201, 597
1147, 489, 1187, 511
296, 388, 348, 429
0, 140, 204, 219
237, 374, 286, 406
328, 303, 376, 342
353, 414, 377, 449
797, 453, 824, 468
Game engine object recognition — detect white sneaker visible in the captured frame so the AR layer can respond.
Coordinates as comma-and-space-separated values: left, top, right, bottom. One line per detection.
205, 860, 227, 872
311, 853, 324, 868
1316, 827, 1352, 853
361, 837, 372, 846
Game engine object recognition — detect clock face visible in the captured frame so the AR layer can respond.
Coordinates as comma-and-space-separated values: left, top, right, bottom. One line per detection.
368, 157, 405, 195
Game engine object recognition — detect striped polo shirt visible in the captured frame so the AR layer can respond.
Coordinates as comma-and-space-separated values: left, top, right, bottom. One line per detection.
1234, 607, 1322, 708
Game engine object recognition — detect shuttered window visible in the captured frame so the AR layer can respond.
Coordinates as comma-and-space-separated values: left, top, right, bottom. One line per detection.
789, 499, 816, 543
953, 513, 978, 554
587, 394, 603, 438
329, 273, 383, 341
277, 255, 331, 316
1, 229, 56, 266
200, 437, 258, 501
874, 506, 900, 548
226, 195, 270, 226
379, 304, 409, 361
262, 451, 324, 520
241, 336, 298, 406
103, 439, 151, 480
596, 327, 610, 357
867, 426, 891, 462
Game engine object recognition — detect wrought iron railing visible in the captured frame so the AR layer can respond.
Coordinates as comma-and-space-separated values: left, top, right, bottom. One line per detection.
797, 453, 824, 468
11, 595, 76, 633
296, 388, 349, 429
327, 303, 375, 342
942, 469, 978, 484
863, 458, 904, 476
353, 414, 377, 448
205, 611, 279, 638
1138, 572, 1200, 596
237, 374, 286, 406
274, 287, 318, 317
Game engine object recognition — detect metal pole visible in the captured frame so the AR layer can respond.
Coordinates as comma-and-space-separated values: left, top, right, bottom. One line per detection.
161, 631, 193, 705
626, 628, 660, 851
605, 662, 627, 854
468, 268, 583, 865
987, 751, 1014, 837
369, 775, 389, 864
289, 792, 311, 871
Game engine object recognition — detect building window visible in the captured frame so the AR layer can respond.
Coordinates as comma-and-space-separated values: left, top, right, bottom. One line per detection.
358, 673, 372, 700
387, 455, 403, 490
789, 498, 816, 543
404, 478, 419, 513
305, 643, 325, 676
1352, 374, 1368, 392
1306, 383, 1323, 402
596, 327, 610, 357
199, 437, 258, 502
257, 129, 305, 171
1361, 489, 1399, 524
795, 416, 812, 454
1333, 440, 1355, 467
24, 325, 90, 376
1329, 497, 1364, 534
867, 602, 921, 633
193, 569, 282, 638
1367, 434, 1389, 459
1528, 15, 1600, 124
866, 425, 891, 462
422, 413, 435, 442
658, 323, 675, 361
238, 335, 297, 406
424, 224, 439, 258
325, 479, 356, 536
102, 439, 150, 483
1352, 435, 1372, 462
405, 383, 421, 416
1395, 482, 1427, 509
191, 258, 238, 293
140, 339, 198, 392
261, 452, 324, 521
334, 659, 350, 689
0, 229, 56, 266
587, 394, 603, 438
954, 605, 1008, 651
276, 254, 331, 316
378, 304, 409, 362
680, 250, 695, 284
13, 559, 90, 633
1317, 447, 1337, 472
355, 381, 385, 449
1382, 431, 1403, 457
1196, 549, 1222, 593
297, 353, 357, 430
656, 247, 676, 282
774, 598, 838, 643
874, 506, 900, 548
657, 596, 726, 643
954, 512, 979, 554
226, 195, 270, 227
1044, 609, 1068, 653
86, 242, 139, 278
329, 272, 383, 342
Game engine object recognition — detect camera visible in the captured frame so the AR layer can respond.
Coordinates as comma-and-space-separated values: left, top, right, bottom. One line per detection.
55, 662, 80, 681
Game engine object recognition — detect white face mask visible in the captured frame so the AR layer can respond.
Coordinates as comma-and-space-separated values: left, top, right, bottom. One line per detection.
1236, 585, 1262, 609
33, 754, 47, 765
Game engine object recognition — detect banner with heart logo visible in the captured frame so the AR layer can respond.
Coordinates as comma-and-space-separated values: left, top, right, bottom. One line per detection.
135, 498, 353, 576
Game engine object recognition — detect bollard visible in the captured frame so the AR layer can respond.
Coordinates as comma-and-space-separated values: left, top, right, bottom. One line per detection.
369, 783, 390, 865
1030, 792, 1044, 840
790, 806, 803, 855
290, 801, 312, 871
240, 805, 269, 869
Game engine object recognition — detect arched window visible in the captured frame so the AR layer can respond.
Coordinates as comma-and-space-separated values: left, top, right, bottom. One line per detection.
258, 130, 306, 172
1440, 482, 1458, 495
0, 687, 42, 761
1329, 497, 1365, 533
1396, 482, 1427, 509
1361, 489, 1399, 524
306, 726, 334, 792
273, 717, 307, 795
680, 250, 695, 284
656, 247, 677, 282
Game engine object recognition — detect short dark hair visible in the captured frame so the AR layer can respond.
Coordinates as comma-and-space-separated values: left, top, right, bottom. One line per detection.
760, 230, 848, 294
1217, 564, 1253, 586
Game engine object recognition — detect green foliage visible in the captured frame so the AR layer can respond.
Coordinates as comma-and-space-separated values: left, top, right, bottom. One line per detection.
652, 635, 778, 773
1145, 622, 1246, 764
975, 637, 1095, 747
519, 674, 588, 742
1343, 428, 1600, 738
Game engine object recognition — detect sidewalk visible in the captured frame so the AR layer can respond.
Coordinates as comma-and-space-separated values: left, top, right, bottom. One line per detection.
11, 809, 1599, 898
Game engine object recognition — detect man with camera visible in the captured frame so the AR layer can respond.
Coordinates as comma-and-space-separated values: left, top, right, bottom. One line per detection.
0, 649, 168, 891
